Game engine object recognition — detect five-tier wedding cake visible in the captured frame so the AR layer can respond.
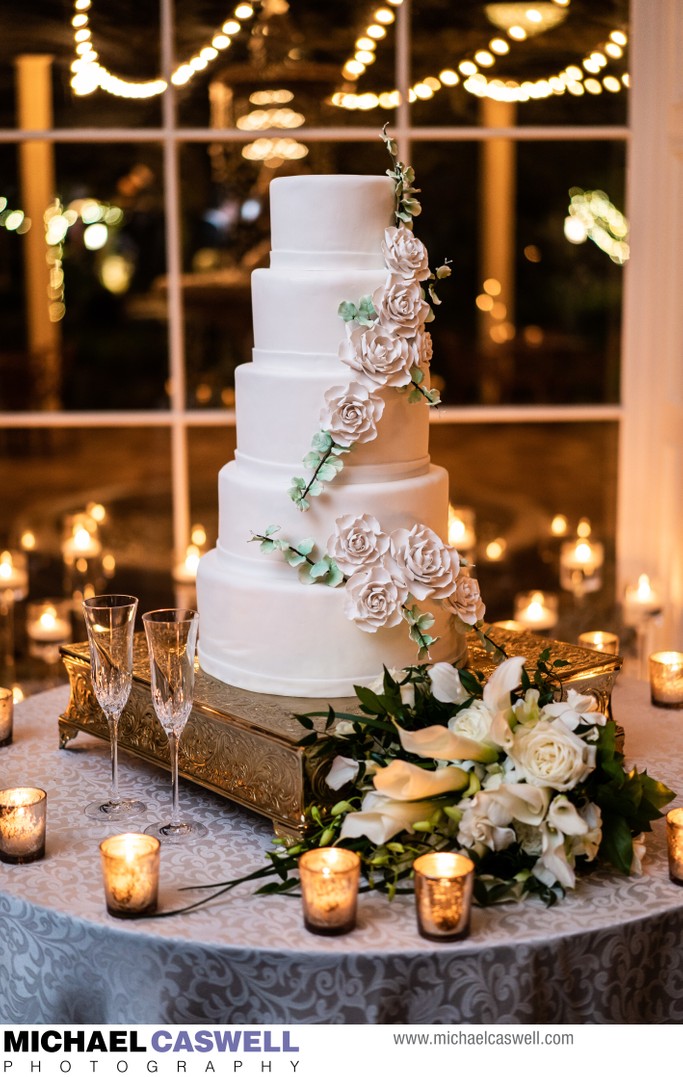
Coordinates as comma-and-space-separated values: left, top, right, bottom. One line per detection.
197, 163, 483, 697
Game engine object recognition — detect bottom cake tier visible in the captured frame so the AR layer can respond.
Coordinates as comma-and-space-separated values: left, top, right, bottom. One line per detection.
196, 545, 468, 697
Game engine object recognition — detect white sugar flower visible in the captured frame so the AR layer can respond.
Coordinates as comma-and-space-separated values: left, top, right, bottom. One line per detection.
319, 382, 385, 447
373, 274, 431, 336
327, 514, 390, 575
382, 224, 431, 281
340, 324, 416, 389
390, 523, 459, 601
442, 574, 486, 626
343, 564, 408, 633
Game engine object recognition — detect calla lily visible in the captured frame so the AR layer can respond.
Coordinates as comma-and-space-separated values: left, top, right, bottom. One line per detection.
547, 794, 588, 836
532, 825, 576, 890
373, 757, 469, 800
398, 723, 499, 764
339, 790, 437, 844
484, 655, 526, 750
325, 756, 360, 791
428, 662, 469, 704
544, 689, 607, 730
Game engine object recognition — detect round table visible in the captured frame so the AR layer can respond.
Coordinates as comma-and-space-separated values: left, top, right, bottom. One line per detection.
1, 678, 682, 1024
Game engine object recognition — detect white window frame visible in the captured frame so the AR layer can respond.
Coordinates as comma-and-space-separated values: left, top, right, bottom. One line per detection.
3, 0, 679, 644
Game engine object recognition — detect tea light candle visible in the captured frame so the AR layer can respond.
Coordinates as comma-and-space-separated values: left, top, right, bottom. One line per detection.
0, 787, 47, 863
559, 538, 604, 594
492, 619, 525, 633
0, 687, 13, 747
62, 517, 102, 561
413, 851, 475, 941
26, 603, 71, 644
298, 847, 360, 935
0, 550, 28, 601
666, 808, 683, 884
448, 505, 476, 553
578, 631, 620, 655
172, 544, 201, 584
513, 590, 558, 632
649, 651, 683, 708
623, 574, 662, 624
99, 833, 161, 918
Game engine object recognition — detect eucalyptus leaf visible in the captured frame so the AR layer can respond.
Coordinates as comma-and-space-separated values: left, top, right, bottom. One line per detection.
317, 462, 338, 482
303, 451, 321, 470
338, 301, 358, 322
311, 431, 333, 452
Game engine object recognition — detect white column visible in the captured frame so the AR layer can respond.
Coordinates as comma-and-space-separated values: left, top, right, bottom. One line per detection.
618, 0, 683, 646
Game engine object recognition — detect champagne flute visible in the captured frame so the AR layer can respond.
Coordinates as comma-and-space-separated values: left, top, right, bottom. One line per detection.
143, 608, 207, 843
83, 594, 146, 820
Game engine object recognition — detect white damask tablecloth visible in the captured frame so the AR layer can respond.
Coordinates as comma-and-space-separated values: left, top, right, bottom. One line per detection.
1, 678, 682, 1025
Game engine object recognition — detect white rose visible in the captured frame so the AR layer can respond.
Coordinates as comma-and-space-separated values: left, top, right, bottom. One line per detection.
448, 699, 493, 744
319, 382, 385, 447
390, 524, 460, 601
484, 783, 549, 828
382, 224, 431, 281
340, 324, 416, 389
543, 689, 607, 731
457, 792, 516, 853
325, 755, 359, 791
428, 662, 468, 704
373, 274, 431, 336
373, 758, 469, 800
510, 720, 596, 793
343, 564, 407, 633
327, 514, 389, 575
339, 790, 437, 844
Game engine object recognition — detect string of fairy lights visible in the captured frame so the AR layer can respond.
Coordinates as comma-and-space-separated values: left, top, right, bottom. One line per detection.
68, 0, 629, 110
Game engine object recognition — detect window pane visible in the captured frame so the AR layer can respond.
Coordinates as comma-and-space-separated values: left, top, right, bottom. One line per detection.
1, 143, 169, 412
430, 420, 618, 634
416, 139, 625, 405
410, 0, 629, 128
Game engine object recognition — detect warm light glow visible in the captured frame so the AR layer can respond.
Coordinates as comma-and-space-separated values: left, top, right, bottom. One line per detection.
489, 37, 510, 54
476, 294, 494, 312
234, 3, 254, 18
439, 69, 459, 86
20, 530, 36, 551
191, 524, 207, 547
577, 517, 592, 538
374, 7, 395, 24
485, 538, 507, 561
483, 277, 501, 296
366, 23, 386, 39
459, 60, 478, 76
474, 50, 495, 67
610, 30, 628, 46
508, 25, 527, 40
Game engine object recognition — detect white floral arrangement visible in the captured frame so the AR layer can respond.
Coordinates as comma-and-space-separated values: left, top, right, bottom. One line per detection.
168, 651, 673, 915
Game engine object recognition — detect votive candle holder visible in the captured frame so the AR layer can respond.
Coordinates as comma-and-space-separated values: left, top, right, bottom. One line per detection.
0, 687, 13, 747
578, 631, 620, 656
0, 787, 47, 863
99, 833, 160, 918
666, 808, 683, 884
413, 852, 475, 942
649, 651, 683, 708
298, 847, 360, 935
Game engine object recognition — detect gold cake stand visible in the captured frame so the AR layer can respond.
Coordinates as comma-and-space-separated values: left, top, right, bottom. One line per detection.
59, 628, 622, 837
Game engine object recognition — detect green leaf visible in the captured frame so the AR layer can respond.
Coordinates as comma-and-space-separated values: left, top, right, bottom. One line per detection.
298, 563, 315, 585
338, 301, 358, 322
325, 563, 345, 588
303, 451, 321, 470
354, 685, 389, 716
259, 540, 276, 554
411, 366, 424, 385
408, 389, 422, 403
307, 479, 323, 497
296, 537, 315, 556
310, 558, 331, 579
264, 524, 280, 537
311, 431, 333, 452
317, 462, 338, 482
283, 549, 306, 567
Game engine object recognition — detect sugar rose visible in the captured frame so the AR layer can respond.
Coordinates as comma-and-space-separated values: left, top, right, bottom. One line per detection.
390, 523, 459, 600
319, 382, 385, 447
510, 720, 596, 793
381, 225, 430, 281
340, 324, 416, 388
343, 564, 408, 632
373, 275, 431, 336
443, 574, 486, 626
327, 514, 390, 574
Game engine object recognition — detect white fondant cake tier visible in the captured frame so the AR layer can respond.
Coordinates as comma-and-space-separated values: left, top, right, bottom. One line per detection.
197, 172, 470, 697
234, 361, 429, 471
216, 460, 449, 562
197, 546, 467, 698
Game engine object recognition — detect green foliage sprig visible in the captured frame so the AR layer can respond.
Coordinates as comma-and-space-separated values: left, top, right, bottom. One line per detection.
288, 431, 351, 511
381, 123, 422, 226
250, 527, 344, 587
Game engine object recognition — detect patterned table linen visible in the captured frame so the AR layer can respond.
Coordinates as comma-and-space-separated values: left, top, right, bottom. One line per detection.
0, 679, 682, 1024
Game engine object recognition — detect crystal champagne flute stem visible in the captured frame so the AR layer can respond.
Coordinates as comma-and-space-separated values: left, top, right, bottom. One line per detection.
108, 713, 121, 806
168, 730, 182, 828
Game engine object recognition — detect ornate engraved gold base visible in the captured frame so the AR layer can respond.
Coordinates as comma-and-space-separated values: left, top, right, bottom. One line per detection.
59, 628, 621, 837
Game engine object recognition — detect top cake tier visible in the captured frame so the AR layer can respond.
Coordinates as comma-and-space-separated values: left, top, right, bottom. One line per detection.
269, 174, 395, 268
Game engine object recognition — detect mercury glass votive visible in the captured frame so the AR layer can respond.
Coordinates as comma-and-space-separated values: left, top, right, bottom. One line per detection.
578, 631, 620, 655
298, 847, 361, 935
0, 687, 13, 747
99, 833, 160, 918
413, 852, 475, 942
649, 651, 683, 708
0, 787, 47, 864
666, 808, 683, 884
